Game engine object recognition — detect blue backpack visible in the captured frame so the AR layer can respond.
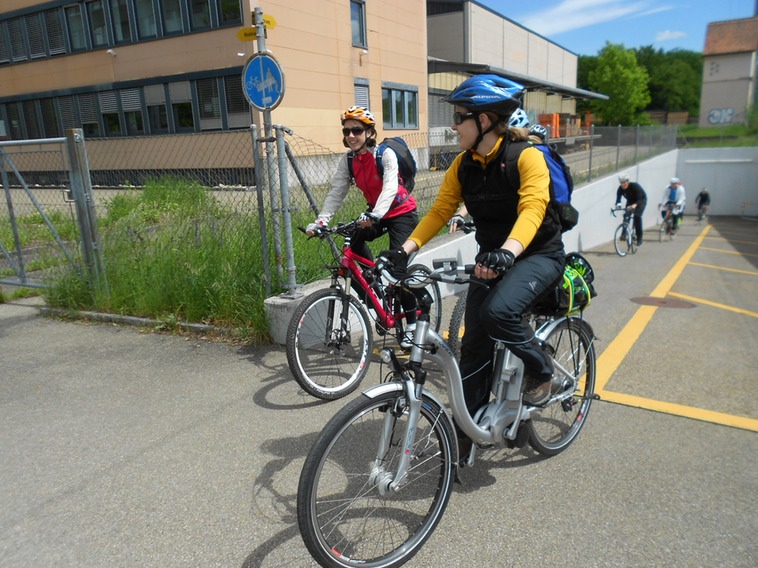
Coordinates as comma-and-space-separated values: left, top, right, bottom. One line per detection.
348, 137, 417, 192
533, 142, 578, 232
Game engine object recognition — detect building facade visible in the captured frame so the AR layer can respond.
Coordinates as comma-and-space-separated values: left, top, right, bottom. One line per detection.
699, 16, 758, 128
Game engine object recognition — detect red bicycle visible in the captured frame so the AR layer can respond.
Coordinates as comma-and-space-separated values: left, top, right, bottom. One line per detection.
286, 221, 442, 400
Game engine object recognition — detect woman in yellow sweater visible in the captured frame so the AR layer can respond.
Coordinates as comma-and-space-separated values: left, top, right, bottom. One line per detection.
379, 75, 566, 436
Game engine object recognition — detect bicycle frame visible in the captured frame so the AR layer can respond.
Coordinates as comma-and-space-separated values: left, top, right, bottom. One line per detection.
337, 245, 401, 330
364, 307, 587, 490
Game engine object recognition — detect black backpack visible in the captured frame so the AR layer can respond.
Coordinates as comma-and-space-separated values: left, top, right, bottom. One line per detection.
489, 140, 579, 233
348, 137, 417, 192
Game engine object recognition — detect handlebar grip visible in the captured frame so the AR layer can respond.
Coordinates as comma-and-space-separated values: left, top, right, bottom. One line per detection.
464, 264, 476, 275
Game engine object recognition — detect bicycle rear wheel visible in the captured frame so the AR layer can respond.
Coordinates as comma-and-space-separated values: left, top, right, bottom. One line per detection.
407, 263, 443, 333
298, 390, 456, 568
528, 318, 596, 456
613, 224, 629, 256
286, 288, 373, 400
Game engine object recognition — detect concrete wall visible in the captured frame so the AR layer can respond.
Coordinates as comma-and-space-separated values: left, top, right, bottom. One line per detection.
265, 147, 758, 343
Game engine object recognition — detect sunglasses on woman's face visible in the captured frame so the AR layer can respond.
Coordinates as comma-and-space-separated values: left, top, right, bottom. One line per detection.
452, 111, 476, 125
342, 127, 366, 137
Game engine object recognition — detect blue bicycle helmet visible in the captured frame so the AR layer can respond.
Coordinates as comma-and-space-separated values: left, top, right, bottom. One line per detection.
529, 124, 548, 141
444, 74, 525, 116
508, 108, 530, 128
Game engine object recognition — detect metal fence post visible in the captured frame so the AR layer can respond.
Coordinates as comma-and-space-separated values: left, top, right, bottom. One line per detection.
251, 124, 272, 295
616, 124, 621, 172
274, 125, 298, 296
65, 128, 108, 297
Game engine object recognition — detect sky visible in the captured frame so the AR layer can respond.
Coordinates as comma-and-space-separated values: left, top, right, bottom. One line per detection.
478, 0, 757, 55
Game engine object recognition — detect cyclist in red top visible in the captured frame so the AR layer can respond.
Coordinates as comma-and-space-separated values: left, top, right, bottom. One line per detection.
306, 106, 418, 259
306, 106, 420, 345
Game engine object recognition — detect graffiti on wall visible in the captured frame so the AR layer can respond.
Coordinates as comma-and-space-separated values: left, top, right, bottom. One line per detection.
708, 108, 735, 124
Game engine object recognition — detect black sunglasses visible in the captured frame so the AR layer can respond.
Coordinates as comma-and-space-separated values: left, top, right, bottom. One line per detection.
453, 111, 476, 125
342, 127, 366, 137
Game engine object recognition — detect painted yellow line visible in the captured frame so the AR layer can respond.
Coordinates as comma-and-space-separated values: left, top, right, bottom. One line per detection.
597, 389, 758, 432
688, 261, 758, 276
668, 291, 758, 318
700, 246, 758, 258
703, 235, 758, 246
595, 224, 711, 392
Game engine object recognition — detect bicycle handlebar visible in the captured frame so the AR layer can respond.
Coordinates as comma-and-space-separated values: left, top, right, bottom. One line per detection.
298, 220, 361, 239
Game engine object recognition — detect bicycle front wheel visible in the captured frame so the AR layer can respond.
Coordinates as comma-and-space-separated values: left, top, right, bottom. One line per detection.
407, 263, 443, 333
613, 224, 629, 256
528, 318, 596, 456
298, 390, 456, 568
659, 219, 667, 242
286, 288, 373, 400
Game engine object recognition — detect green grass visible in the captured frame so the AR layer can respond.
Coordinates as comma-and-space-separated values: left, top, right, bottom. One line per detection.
44, 178, 275, 343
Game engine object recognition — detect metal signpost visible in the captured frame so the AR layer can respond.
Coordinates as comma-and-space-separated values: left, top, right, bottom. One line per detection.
240, 8, 298, 296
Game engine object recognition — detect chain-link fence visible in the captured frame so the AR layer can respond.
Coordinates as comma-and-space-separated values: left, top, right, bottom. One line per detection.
1, 124, 677, 337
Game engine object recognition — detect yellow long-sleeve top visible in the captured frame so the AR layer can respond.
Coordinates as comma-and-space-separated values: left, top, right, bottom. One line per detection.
408, 136, 551, 251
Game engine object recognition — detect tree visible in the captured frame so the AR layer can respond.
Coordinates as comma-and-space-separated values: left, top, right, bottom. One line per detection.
635, 47, 702, 116
588, 43, 651, 125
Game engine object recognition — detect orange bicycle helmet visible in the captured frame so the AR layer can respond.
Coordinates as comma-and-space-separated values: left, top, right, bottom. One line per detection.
341, 106, 376, 126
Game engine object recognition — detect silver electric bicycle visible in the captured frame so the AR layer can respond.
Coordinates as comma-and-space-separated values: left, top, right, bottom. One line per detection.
297, 259, 597, 568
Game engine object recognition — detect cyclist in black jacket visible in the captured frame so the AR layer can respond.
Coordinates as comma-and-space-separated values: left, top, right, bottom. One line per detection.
615, 173, 647, 245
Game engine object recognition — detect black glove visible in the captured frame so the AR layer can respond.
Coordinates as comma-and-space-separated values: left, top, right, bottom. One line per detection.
475, 248, 515, 273
376, 249, 409, 277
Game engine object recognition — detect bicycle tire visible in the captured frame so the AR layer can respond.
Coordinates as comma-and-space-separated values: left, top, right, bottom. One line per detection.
628, 224, 637, 254
659, 218, 670, 242
298, 390, 456, 568
447, 292, 467, 359
527, 318, 596, 456
613, 224, 629, 257
286, 288, 373, 400
406, 263, 443, 333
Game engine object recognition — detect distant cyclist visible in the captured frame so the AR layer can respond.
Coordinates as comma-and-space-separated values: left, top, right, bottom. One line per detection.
696, 188, 711, 221
614, 173, 647, 246
660, 177, 686, 231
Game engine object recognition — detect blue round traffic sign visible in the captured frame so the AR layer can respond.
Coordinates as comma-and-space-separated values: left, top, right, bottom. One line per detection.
242, 53, 285, 111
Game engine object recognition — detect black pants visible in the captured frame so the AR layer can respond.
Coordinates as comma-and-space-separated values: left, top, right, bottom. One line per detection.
350, 210, 419, 320
458, 249, 565, 416
632, 200, 646, 243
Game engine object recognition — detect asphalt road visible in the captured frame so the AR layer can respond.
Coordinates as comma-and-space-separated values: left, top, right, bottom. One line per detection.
1, 216, 756, 567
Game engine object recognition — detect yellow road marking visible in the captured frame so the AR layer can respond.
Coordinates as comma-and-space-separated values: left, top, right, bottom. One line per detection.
702, 235, 758, 246
596, 390, 758, 432
595, 226, 710, 391
700, 246, 758, 258
688, 261, 758, 276
667, 291, 758, 317
592, 224, 758, 430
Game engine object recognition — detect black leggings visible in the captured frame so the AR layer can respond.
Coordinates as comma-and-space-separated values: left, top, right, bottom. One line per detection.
350, 210, 420, 320
458, 249, 565, 416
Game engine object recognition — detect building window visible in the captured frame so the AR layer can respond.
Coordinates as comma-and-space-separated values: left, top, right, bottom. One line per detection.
382, 86, 418, 129
218, 0, 242, 25
79, 93, 100, 137
197, 77, 221, 130
8, 18, 28, 63
134, 0, 157, 38
350, 1, 366, 48
26, 14, 46, 59
354, 82, 369, 110
87, 1, 109, 48
40, 98, 62, 138
144, 84, 168, 133
66, 5, 87, 51
121, 88, 144, 135
190, 0, 212, 31
224, 75, 248, 128
111, 0, 132, 44
169, 81, 194, 132
44, 9, 67, 56
0, 23, 9, 65
23, 101, 41, 139
162, 0, 184, 34
6, 103, 23, 139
